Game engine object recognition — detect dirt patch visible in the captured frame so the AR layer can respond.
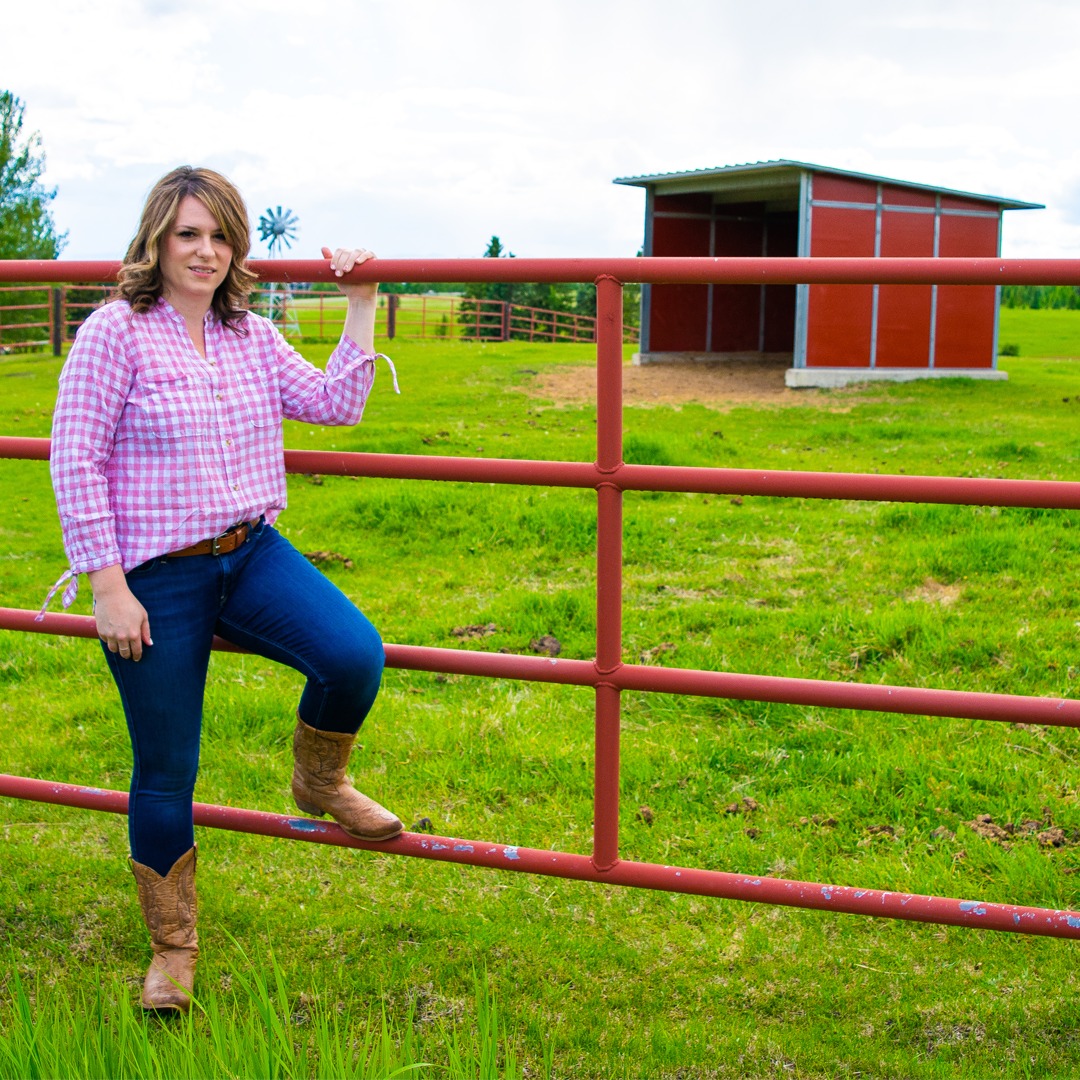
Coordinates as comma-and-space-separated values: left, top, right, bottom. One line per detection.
528, 358, 848, 409
908, 578, 963, 607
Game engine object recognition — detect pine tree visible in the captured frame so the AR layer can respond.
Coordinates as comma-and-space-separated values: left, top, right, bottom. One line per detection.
0, 91, 65, 259
0, 92, 66, 350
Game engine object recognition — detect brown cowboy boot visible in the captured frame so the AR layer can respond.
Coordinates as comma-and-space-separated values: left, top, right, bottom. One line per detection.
129, 846, 198, 1013
291, 716, 403, 840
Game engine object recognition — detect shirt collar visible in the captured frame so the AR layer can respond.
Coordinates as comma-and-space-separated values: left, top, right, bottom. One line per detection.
156, 295, 219, 327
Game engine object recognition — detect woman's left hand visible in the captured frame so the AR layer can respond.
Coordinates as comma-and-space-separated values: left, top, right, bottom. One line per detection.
322, 246, 379, 302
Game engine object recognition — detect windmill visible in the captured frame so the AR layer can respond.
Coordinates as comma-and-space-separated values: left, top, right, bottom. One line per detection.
258, 206, 300, 333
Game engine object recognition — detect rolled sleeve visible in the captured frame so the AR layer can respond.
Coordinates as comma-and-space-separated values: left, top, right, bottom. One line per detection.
50, 309, 132, 573
275, 327, 375, 426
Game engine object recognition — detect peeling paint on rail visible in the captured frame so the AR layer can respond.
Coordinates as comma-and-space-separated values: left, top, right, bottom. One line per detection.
4, 774, 1080, 939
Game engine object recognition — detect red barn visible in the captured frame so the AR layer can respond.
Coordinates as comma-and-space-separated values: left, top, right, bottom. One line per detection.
614, 161, 1041, 387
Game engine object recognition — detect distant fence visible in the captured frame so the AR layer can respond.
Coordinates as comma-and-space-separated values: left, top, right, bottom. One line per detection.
260, 289, 639, 345
0, 283, 111, 353
0, 283, 638, 353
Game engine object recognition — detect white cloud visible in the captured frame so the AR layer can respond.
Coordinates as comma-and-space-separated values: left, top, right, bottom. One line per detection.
5, 0, 1080, 259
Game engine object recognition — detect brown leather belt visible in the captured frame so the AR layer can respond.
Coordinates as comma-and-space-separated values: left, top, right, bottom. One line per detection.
169, 520, 259, 558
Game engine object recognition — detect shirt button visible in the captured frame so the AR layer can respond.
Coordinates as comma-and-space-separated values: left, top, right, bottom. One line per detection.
216, 393, 223, 401
232, 484, 239, 491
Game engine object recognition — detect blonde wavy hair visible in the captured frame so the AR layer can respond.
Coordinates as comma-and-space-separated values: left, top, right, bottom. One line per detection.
117, 166, 259, 333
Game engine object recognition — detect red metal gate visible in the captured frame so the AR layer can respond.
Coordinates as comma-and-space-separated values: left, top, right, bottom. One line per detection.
3, 255, 1080, 938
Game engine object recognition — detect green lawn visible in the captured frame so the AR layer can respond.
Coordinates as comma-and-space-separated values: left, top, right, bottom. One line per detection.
278, 291, 472, 341
3, 314, 1080, 1076
999, 306, 1080, 358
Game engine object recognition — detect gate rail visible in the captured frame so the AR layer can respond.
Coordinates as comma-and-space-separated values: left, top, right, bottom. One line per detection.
3, 255, 1080, 938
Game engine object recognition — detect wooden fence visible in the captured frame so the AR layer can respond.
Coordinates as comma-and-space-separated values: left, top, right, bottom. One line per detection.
0, 284, 638, 353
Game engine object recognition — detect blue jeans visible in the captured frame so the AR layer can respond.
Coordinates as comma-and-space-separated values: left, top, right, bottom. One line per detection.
102, 521, 385, 875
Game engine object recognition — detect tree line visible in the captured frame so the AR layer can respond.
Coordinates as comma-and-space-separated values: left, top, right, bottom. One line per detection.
1000, 285, 1080, 310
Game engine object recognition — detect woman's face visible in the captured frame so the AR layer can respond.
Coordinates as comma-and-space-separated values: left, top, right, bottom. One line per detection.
159, 195, 233, 311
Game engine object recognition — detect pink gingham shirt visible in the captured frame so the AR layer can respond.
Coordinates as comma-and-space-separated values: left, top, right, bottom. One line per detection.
45, 297, 393, 610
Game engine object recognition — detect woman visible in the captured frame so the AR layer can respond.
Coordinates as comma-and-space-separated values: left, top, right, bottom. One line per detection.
46, 166, 401, 1014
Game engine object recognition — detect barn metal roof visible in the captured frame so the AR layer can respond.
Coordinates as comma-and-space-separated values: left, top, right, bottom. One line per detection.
613, 159, 1042, 210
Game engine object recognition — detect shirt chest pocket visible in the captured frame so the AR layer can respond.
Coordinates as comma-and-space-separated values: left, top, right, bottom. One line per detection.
122, 372, 215, 442
229, 365, 280, 430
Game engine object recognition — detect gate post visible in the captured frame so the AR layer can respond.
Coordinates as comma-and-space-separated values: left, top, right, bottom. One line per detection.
51, 287, 62, 356
593, 275, 625, 872
387, 293, 399, 339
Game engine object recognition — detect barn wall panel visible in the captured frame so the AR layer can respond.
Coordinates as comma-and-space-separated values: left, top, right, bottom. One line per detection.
877, 210, 935, 367
935, 214, 1000, 368
711, 214, 764, 351
650, 285, 710, 351
650, 214, 710, 350
940, 195, 994, 213
654, 192, 714, 215
881, 186, 936, 208
806, 205, 875, 366
652, 214, 710, 256
811, 175, 877, 203
763, 213, 798, 351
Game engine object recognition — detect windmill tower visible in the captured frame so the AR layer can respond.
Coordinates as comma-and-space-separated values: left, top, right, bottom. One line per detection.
258, 206, 300, 335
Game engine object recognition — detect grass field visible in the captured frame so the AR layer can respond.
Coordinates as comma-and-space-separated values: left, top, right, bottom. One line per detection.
274, 291, 473, 342
999, 306, 1080, 359
3, 310, 1080, 1076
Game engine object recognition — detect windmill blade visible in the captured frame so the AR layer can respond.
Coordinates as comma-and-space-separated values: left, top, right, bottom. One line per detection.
260, 206, 300, 256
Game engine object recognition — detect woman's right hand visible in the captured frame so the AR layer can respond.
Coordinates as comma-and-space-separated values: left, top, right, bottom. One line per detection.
88, 564, 153, 662
322, 246, 379, 302
322, 246, 379, 354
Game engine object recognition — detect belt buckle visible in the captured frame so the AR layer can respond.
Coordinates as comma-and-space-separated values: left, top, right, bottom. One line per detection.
211, 534, 223, 556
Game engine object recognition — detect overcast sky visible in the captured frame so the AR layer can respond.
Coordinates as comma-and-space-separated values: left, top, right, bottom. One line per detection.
8, 0, 1080, 262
